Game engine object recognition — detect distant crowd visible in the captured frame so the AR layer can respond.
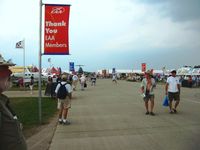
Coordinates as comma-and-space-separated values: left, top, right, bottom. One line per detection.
44, 72, 97, 98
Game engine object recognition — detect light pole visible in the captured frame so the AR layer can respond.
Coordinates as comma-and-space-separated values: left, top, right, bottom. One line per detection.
38, 0, 43, 124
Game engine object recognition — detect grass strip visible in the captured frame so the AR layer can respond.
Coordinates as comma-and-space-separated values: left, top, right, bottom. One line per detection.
9, 97, 57, 129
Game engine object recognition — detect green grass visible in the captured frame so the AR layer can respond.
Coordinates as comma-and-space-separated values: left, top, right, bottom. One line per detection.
8, 85, 47, 91
9, 97, 57, 129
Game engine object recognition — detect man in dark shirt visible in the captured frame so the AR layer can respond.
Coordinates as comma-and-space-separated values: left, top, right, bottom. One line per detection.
0, 54, 27, 150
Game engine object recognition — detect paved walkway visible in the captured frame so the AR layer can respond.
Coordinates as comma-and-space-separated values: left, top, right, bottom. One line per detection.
47, 79, 200, 150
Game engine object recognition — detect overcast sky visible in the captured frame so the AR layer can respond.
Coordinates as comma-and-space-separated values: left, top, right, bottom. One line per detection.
0, 0, 200, 72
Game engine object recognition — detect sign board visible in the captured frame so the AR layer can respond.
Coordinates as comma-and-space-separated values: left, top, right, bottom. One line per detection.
69, 62, 74, 71
141, 63, 146, 72
44, 4, 70, 55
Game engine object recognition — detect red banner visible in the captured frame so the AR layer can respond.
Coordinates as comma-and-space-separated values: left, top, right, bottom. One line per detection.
44, 4, 70, 55
141, 63, 146, 72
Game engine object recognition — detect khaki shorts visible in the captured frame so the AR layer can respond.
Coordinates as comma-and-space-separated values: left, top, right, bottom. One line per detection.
57, 98, 71, 109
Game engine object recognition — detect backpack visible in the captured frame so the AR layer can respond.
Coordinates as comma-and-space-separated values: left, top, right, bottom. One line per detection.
57, 83, 68, 99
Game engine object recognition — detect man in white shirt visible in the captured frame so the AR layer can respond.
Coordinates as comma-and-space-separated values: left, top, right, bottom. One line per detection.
55, 74, 72, 125
165, 70, 180, 114
80, 74, 86, 90
72, 73, 78, 90
112, 74, 117, 83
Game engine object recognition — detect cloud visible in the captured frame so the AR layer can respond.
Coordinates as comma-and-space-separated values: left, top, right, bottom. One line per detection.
1, 0, 200, 71
0, 0, 39, 38
135, 0, 200, 22
101, 3, 200, 53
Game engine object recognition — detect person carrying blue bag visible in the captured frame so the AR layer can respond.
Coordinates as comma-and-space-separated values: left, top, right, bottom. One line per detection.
162, 96, 169, 107
165, 70, 181, 114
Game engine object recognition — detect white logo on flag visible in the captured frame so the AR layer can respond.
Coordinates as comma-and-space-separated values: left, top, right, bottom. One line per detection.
51, 7, 65, 14
16, 41, 24, 48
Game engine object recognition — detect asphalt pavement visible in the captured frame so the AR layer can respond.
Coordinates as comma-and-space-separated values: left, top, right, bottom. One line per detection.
46, 79, 200, 150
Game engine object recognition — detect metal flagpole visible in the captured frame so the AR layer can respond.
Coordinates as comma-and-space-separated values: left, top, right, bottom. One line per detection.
23, 39, 25, 90
38, 0, 43, 124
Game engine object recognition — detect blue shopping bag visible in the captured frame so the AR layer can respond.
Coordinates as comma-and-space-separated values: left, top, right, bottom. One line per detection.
162, 96, 169, 107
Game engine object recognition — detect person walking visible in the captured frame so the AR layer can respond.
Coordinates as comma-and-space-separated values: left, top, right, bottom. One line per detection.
80, 74, 86, 90
91, 73, 97, 86
112, 73, 117, 84
29, 75, 34, 94
165, 70, 181, 114
0, 54, 27, 150
72, 73, 78, 90
45, 76, 52, 96
141, 70, 156, 116
55, 74, 72, 125
51, 75, 57, 99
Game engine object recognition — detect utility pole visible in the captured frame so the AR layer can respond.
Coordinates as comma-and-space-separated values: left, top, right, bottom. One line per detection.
38, 0, 43, 124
